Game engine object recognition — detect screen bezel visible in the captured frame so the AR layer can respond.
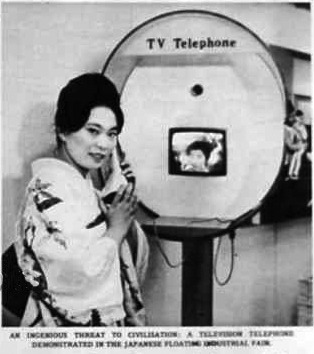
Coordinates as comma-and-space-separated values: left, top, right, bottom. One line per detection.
168, 127, 227, 176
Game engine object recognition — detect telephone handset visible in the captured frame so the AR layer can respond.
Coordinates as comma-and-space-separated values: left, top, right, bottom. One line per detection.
100, 142, 135, 204
100, 143, 158, 218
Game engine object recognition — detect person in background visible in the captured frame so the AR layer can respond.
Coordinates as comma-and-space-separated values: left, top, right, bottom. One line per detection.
183, 140, 216, 173
288, 109, 308, 179
12, 73, 149, 326
284, 111, 302, 180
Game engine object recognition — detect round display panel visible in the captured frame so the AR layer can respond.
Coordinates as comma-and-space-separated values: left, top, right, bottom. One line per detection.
103, 10, 285, 220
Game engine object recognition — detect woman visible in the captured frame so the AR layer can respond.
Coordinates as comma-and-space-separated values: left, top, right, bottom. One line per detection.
14, 73, 148, 326
284, 112, 304, 180
183, 140, 216, 173
289, 109, 308, 179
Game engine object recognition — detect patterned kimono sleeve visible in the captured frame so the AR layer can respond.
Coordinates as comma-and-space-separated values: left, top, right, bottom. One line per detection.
16, 176, 120, 302
133, 221, 150, 286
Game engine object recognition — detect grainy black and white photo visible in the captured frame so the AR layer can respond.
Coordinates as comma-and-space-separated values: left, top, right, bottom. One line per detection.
1, 1, 312, 352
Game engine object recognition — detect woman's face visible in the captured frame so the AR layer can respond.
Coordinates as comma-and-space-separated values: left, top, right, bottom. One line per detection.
60, 106, 118, 172
188, 149, 207, 172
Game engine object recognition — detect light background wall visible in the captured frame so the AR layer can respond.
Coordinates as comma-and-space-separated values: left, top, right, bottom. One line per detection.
2, 2, 311, 326
213, 218, 312, 326
293, 58, 312, 97
144, 218, 311, 326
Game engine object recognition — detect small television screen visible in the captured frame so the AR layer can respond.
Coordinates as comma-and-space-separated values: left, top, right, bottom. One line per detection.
169, 128, 227, 176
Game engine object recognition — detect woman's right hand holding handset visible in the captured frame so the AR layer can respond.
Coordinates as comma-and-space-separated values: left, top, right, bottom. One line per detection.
105, 183, 137, 247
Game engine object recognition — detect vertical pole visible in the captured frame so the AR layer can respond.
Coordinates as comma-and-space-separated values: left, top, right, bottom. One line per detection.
181, 238, 214, 326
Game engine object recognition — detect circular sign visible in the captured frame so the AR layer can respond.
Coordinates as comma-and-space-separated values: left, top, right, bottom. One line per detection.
104, 10, 286, 221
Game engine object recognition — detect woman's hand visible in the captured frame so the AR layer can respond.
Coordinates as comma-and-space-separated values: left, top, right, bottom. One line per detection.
105, 183, 137, 247
20, 253, 42, 287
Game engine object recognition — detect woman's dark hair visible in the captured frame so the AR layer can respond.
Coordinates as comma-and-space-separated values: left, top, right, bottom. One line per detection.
186, 140, 216, 161
55, 73, 124, 144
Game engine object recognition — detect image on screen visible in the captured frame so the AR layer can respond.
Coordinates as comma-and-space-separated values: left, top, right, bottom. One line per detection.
169, 128, 227, 176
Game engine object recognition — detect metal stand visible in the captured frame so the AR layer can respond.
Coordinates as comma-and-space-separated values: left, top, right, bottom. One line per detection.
182, 238, 214, 325
140, 216, 225, 326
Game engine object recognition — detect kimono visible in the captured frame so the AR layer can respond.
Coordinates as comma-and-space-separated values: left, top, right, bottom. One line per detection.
14, 157, 148, 326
